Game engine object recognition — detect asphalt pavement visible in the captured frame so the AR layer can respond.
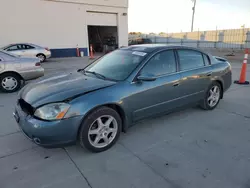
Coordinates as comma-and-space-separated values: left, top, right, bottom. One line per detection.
0, 57, 250, 188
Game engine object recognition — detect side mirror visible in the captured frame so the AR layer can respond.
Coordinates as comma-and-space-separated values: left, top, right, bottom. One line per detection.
137, 74, 156, 81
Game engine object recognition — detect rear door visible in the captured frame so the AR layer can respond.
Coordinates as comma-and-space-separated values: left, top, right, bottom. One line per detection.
0, 55, 5, 72
0, 51, 21, 71
176, 49, 213, 104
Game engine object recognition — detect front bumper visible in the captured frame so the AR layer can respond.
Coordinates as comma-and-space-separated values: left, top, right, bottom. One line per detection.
14, 103, 83, 147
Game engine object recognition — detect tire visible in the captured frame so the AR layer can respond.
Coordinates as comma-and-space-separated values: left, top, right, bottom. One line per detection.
36, 54, 46, 62
200, 82, 222, 110
79, 106, 122, 153
0, 73, 22, 93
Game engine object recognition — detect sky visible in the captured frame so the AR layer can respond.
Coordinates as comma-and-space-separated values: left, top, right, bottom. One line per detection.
128, 0, 250, 33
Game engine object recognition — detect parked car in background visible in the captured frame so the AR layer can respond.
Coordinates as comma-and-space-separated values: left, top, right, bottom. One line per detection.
0, 50, 44, 93
14, 44, 232, 153
2, 43, 51, 62
129, 38, 152, 45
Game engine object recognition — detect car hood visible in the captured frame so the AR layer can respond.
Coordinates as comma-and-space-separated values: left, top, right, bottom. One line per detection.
19, 72, 116, 107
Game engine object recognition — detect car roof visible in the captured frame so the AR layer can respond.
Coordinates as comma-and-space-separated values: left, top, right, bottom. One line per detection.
122, 44, 206, 53
3, 43, 42, 48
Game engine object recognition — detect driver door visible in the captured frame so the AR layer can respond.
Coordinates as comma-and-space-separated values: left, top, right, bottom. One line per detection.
127, 50, 182, 122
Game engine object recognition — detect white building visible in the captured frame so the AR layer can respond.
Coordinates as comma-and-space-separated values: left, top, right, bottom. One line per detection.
0, 0, 128, 57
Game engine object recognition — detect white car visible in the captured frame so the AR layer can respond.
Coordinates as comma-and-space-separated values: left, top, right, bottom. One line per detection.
2, 43, 51, 62
0, 50, 44, 93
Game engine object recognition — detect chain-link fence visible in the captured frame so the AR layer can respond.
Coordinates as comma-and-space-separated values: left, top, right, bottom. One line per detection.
129, 28, 250, 50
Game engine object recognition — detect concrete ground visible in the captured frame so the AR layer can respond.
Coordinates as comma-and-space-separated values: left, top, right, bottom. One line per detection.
0, 57, 250, 188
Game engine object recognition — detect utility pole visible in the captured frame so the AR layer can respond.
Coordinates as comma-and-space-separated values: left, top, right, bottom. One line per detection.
191, 0, 196, 32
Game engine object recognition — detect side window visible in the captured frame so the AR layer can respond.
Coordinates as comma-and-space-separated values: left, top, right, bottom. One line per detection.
203, 54, 210, 66
178, 50, 205, 71
19, 44, 26, 50
25, 45, 35, 49
140, 50, 177, 76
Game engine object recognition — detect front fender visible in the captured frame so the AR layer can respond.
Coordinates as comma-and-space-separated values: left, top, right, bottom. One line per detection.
64, 87, 131, 131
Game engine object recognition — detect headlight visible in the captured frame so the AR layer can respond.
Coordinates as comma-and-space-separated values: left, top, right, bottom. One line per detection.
34, 103, 70, 121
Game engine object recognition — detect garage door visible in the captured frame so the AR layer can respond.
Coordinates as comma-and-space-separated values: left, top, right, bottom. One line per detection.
87, 12, 117, 26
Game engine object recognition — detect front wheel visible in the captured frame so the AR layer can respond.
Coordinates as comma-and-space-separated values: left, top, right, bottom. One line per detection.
200, 82, 222, 110
79, 107, 122, 153
0, 73, 22, 93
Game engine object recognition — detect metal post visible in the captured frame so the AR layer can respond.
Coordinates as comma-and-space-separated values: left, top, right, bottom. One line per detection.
215, 26, 218, 48
241, 25, 245, 49
191, 0, 196, 32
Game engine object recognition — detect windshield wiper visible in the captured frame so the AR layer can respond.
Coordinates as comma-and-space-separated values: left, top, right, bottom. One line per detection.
78, 69, 118, 82
85, 70, 107, 80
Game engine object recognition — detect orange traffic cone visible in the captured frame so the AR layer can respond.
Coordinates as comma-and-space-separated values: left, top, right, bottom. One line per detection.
234, 49, 249, 85
89, 44, 94, 59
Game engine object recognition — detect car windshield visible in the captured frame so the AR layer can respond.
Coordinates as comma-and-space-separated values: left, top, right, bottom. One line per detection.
84, 49, 147, 81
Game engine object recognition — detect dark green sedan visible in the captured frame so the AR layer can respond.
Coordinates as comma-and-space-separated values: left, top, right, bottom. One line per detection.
14, 44, 232, 152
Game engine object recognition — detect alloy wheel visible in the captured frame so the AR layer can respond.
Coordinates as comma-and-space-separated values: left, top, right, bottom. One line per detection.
207, 85, 220, 107
88, 115, 118, 148
37, 55, 45, 62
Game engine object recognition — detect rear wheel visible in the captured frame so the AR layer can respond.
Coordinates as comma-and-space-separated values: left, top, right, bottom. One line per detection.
0, 73, 22, 93
200, 82, 222, 110
79, 107, 122, 153
36, 54, 46, 62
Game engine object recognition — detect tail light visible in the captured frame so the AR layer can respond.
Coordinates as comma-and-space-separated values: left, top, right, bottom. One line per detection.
45, 47, 50, 51
35, 62, 41, 66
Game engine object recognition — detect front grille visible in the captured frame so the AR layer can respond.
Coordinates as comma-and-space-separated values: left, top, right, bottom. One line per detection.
18, 99, 34, 115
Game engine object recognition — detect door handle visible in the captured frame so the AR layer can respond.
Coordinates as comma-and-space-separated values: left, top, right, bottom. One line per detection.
173, 82, 180, 87
206, 72, 212, 76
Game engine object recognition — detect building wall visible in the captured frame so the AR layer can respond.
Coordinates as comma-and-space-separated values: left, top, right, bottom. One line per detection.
0, 0, 128, 57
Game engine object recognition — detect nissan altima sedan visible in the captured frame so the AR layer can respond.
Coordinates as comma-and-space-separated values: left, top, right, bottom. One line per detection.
0, 50, 44, 93
14, 44, 232, 152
